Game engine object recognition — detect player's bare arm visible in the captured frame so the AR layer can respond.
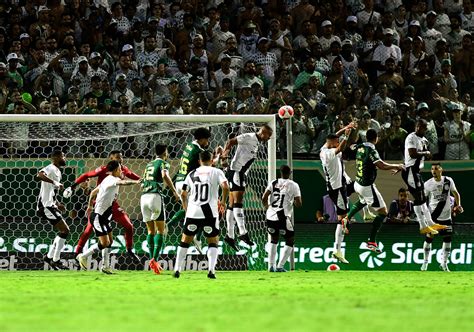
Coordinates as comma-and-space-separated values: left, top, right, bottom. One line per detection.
294, 196, 302, 208
37, 171, 63, 190
181, 189, 188, 211
408, 147, 431, 160
220, 181, 229, 213
261, 190, 271, 210
374, 160, 404, 172
163, 170, 180, 202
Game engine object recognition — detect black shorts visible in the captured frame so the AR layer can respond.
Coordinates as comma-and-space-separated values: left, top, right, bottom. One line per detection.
90, 207, 113, 237
266, 211, 294, 238
328, 186, 349, 215
227, 170, 246, 192
401, 166, 425, 203
183, 217, 220, 237
37, 206, 63, 226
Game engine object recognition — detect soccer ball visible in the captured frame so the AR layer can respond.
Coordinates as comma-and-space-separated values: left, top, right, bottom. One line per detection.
278, 105, 294, 119
327, 264, 340, 271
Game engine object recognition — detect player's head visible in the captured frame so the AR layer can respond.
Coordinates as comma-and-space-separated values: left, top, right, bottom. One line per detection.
109, 150, 123, 163
431, 162, 443, 179
398, 187, 409, 203
415, 119, 428, 137
155, 144, 168, 159
199, 150, 213, 166
51, 150, 66, 167
257, 124, 273, 142
366, 128, 378, 144
193, 127, 212, 149
280, 165, 292, 179
107, 160, 122, 177
325, 133, 339, 148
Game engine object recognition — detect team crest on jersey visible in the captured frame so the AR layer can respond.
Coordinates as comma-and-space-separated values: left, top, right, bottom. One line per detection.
444, 183, 450, 191
203, 226, 213, 234
187, 224, 197, 232
280, 229, 287, 235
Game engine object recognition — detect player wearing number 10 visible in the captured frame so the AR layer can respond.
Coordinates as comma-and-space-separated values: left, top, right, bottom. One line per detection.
141, 144, 180, 274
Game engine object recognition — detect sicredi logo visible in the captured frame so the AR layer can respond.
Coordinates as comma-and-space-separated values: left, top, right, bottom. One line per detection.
359, 242, 386, 268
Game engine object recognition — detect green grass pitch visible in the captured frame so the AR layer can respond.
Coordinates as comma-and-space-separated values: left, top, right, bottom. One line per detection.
0, 270, 473, 332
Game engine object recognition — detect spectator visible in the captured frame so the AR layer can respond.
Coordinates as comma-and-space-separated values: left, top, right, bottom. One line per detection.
444, 102, 471, 159
387, 188, 415, 223
316, 194, 338, 223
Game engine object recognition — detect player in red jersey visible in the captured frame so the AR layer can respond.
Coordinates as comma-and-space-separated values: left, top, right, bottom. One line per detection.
63, 150, 141, 262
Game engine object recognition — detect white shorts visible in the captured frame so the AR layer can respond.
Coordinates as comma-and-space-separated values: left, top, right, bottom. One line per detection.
354, 182, 386, 210
140, 193, 165, 223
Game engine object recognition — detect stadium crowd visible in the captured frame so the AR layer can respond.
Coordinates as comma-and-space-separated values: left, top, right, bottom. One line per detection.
1, 0, 474, 160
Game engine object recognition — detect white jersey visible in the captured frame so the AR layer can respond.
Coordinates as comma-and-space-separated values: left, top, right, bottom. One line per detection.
230, 132, 259, 174
38, 163, 61, 208
404, 132, 429, 169
320, 144, 344, 190
94, 175, 120, 215
265, 178, 301, 221
183, 166, 227, 219
425, 176, 457, 221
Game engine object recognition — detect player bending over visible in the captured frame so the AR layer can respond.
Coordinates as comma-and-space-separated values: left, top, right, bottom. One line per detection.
173, 151, 229, 279
262, 165, 302, 272
221, 125, 273, 250
77, 160, 140, 274
343, 129, 404, 256
141, 144, 180, 274
64, 150, 141, 262
37, 150, 69, 270
422, 163, 463, 272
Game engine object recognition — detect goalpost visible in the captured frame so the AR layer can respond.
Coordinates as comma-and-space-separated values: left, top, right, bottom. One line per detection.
0, 114, 276, 271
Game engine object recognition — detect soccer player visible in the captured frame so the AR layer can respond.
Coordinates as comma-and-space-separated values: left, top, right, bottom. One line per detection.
421, 163, 463, 272
402, 119, 447, 235
168, 127, 212, 253
262, 165, 302, 272
141, 144, 180, 274
63, 150, 141, 261
221, 125, 273, 250
37, 150, 69, 270
173, 151, 229, 279
77, 160, 140, 274
343, 129, 404, 255
320, 125, 353, 264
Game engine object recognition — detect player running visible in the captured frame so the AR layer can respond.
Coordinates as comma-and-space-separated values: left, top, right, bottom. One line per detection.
402, 119, 447, 235
77, 160, 140, 274
421, 163, 463, 272
63, 150, 141, 261
262, 165, 302, 272
343, 129, 404, 256
221, 124, 273, 250
141, 144, 180, 274
37, 150, 69, 270
173, 151, 229, 279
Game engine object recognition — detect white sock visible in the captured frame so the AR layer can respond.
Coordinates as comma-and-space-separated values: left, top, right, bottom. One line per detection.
174, 245, 188, 272
47, 237, 58, 259
423, 241, 431, 262
226, 209, 236, 239
334, 224, 344, 253
277, 245, 293, 269
53, 237, 66, 262
102, 248, 110, 268
82, 243, 99, 258
268, 243, 277, 269
442, 242, 451, 264
207, 246, 218, 273
413, 205, 427, 229
421, 204, 435, 226
233, 207, 247, 234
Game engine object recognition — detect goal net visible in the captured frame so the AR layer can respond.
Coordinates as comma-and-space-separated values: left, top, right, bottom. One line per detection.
0, 114, 276, 272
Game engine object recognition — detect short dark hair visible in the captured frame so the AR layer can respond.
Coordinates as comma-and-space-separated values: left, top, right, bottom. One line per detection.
326, 133, 339, 140
51, 150, 63, 158
261, 124, 273, 132
155, 144, 167, 156
432, 162, 442, 167
366, 129, 378, 142
109, 150, 121, 157
107, 160, 120, 172
199, 150, 213, 162
280, 165, 291, 177
398, 188, 407, 194
193, 127, 211, 140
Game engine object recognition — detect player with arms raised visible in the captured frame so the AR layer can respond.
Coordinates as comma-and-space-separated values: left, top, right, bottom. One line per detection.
77, 160, 140, 274
402, 119, 447, 235
221, 125, 273, 250
63, 150, 141, 261
37, 150, 69, 270
173, 151, 229, 279
262, 165, 302, 272
422, 163, 463, 272
141, 144, 180, 274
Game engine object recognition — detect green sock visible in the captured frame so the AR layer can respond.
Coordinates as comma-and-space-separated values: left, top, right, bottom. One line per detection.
369, 215, 385, 242
146, 234, 154, 259
153, 234, 164, 260
347, 200, 366, 219
168, 210, 185, 226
